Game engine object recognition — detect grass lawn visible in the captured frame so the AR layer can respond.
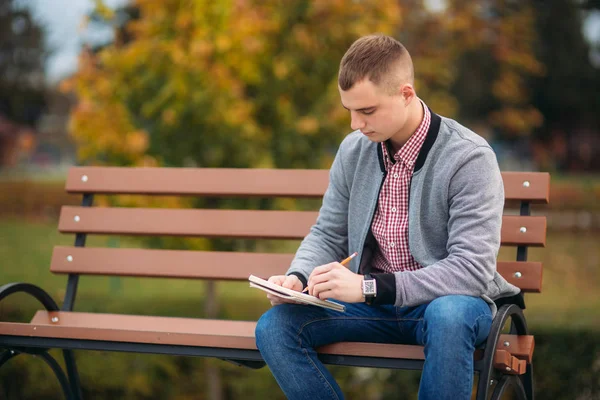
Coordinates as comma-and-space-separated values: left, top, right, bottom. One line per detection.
0, 217, 598, 331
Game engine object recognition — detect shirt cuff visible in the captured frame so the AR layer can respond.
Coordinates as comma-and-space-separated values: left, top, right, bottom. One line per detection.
371, 273, 396, 305
287, 272, 308, 290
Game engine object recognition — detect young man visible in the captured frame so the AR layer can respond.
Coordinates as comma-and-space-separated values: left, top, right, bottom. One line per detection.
255, 34, 520, 400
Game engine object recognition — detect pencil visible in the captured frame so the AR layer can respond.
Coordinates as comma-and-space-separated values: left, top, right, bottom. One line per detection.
302, 252, 358, 293
339, 251, 359, 267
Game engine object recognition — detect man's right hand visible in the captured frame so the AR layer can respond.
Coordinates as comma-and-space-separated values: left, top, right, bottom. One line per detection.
266, 275, 303, 306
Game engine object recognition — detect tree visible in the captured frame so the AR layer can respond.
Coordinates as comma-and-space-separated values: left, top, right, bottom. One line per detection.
528, 0, 600, 171
0, 0, 47, 166
398, 0, 545, 138
67, 0, 546, 171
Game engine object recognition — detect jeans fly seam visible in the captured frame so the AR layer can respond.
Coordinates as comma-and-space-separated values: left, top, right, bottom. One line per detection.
395, 317, 423, 334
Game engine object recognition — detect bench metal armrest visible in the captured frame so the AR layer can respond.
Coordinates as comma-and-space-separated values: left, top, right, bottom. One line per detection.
476, 303, 532, 398
491, 303, 528, 337
0, 283, 60, 313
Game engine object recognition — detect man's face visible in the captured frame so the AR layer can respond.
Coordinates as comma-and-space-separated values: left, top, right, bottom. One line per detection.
339, 79, 411, 145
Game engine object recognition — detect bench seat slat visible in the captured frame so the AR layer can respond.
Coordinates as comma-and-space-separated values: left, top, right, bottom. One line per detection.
3, 311, 257, 350
317, 334, 534, 363
50, 247, 543, 292
65, 167, 550, 203
58, 206, 547, 246
0, 312, 533, 363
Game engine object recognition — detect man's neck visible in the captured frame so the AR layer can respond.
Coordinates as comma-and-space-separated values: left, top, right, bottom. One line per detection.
388, 98, 424, 154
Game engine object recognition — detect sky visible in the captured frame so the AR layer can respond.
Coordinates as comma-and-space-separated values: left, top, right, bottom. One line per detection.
17, 0, 127, 83
16, 0, 600, 84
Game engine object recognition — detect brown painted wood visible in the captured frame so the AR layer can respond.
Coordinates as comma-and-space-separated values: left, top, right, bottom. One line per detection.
65, 167, 549, 204
497, 261, 543, 293
50, 247, 543, 293
66, 167, 329, 198
494, 348, 512, 368
0, 313, 535, 364
58, 206, 546, 245
493, 349, 527, 375
500, 216, 546, 246
58, 206, 318, 240
20, 311, 258, 350
317, 342, 426, 360
51, 246, 293, 280
501, 172, 550, 203
498, 334, 535, 363
319, 335, 535, 362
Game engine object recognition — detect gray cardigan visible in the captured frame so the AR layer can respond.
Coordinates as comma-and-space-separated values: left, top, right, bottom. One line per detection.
287, 111, 520, 316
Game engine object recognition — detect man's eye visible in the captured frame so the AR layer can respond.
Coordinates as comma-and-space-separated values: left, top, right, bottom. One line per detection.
362, 110, 374, 115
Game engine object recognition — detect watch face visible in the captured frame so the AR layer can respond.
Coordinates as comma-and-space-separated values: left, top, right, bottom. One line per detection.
363, 279, 376, 296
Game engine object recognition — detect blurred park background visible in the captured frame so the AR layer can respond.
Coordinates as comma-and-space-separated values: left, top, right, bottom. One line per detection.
0, 0, 599, 399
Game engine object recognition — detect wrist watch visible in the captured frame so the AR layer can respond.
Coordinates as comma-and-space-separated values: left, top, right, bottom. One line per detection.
362, 273, 377, 305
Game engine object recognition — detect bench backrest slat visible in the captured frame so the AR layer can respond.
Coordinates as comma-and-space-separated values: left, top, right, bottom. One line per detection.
50, 246, 543, 292
500, 216, 546, 246
501, 172, 550, 203
65, 167, 550, 203
58, 206, 547, 246
66, 167, 329, 198
59, 207, 318, 240
51, 246, 292, 281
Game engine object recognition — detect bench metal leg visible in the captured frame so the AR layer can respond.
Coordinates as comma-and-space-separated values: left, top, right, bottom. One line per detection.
39, 351, 77, 400
522, 363, 534, 400
0, 349, 19, 368
0, 348, 76, 400
222, 358, 266, 369
475, 304, 529, 400
63, 349, 83, 400
491, 375, 527, 400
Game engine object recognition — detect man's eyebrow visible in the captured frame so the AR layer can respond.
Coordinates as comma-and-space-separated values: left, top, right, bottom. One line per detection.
342, 105, 377, 112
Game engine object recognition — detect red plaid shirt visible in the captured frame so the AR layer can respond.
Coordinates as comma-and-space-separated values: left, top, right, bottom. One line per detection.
371, 101, 431, 273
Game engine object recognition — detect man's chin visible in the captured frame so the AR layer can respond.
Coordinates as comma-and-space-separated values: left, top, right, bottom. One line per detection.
362, 132, 384, 142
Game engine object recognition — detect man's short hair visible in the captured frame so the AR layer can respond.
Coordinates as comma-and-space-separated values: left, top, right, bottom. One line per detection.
338, 34, 414, 94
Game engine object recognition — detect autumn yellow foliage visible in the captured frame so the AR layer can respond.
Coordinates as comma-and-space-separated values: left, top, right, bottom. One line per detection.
67, 0, 542, 171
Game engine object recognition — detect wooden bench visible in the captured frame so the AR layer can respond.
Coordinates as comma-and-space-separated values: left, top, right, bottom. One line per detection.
0, 166, 550, 400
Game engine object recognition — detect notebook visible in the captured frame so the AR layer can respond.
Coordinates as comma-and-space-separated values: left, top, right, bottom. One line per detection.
248, 275, 346, 312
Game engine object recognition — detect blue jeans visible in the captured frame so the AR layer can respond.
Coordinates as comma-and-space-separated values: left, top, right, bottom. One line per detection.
255, 295, 492, 400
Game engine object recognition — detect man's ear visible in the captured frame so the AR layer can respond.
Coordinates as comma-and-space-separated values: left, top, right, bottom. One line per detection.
401, 84, 416, 104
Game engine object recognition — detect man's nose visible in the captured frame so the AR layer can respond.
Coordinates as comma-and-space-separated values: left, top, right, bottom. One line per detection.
350, 112, 365, 131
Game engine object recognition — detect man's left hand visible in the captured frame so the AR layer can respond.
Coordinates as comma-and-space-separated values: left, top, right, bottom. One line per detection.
307, 262, 364, 303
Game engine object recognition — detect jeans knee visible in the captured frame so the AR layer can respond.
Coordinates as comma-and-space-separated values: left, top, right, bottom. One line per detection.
255, 310, 275, 350
255, 306, 295, 352
423, 296, 482, 339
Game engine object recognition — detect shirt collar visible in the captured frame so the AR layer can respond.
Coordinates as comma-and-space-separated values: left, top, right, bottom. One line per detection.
382, 99, 431, 171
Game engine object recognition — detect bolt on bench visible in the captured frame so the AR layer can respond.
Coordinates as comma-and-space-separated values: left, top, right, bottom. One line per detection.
0, 167, 549, 400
